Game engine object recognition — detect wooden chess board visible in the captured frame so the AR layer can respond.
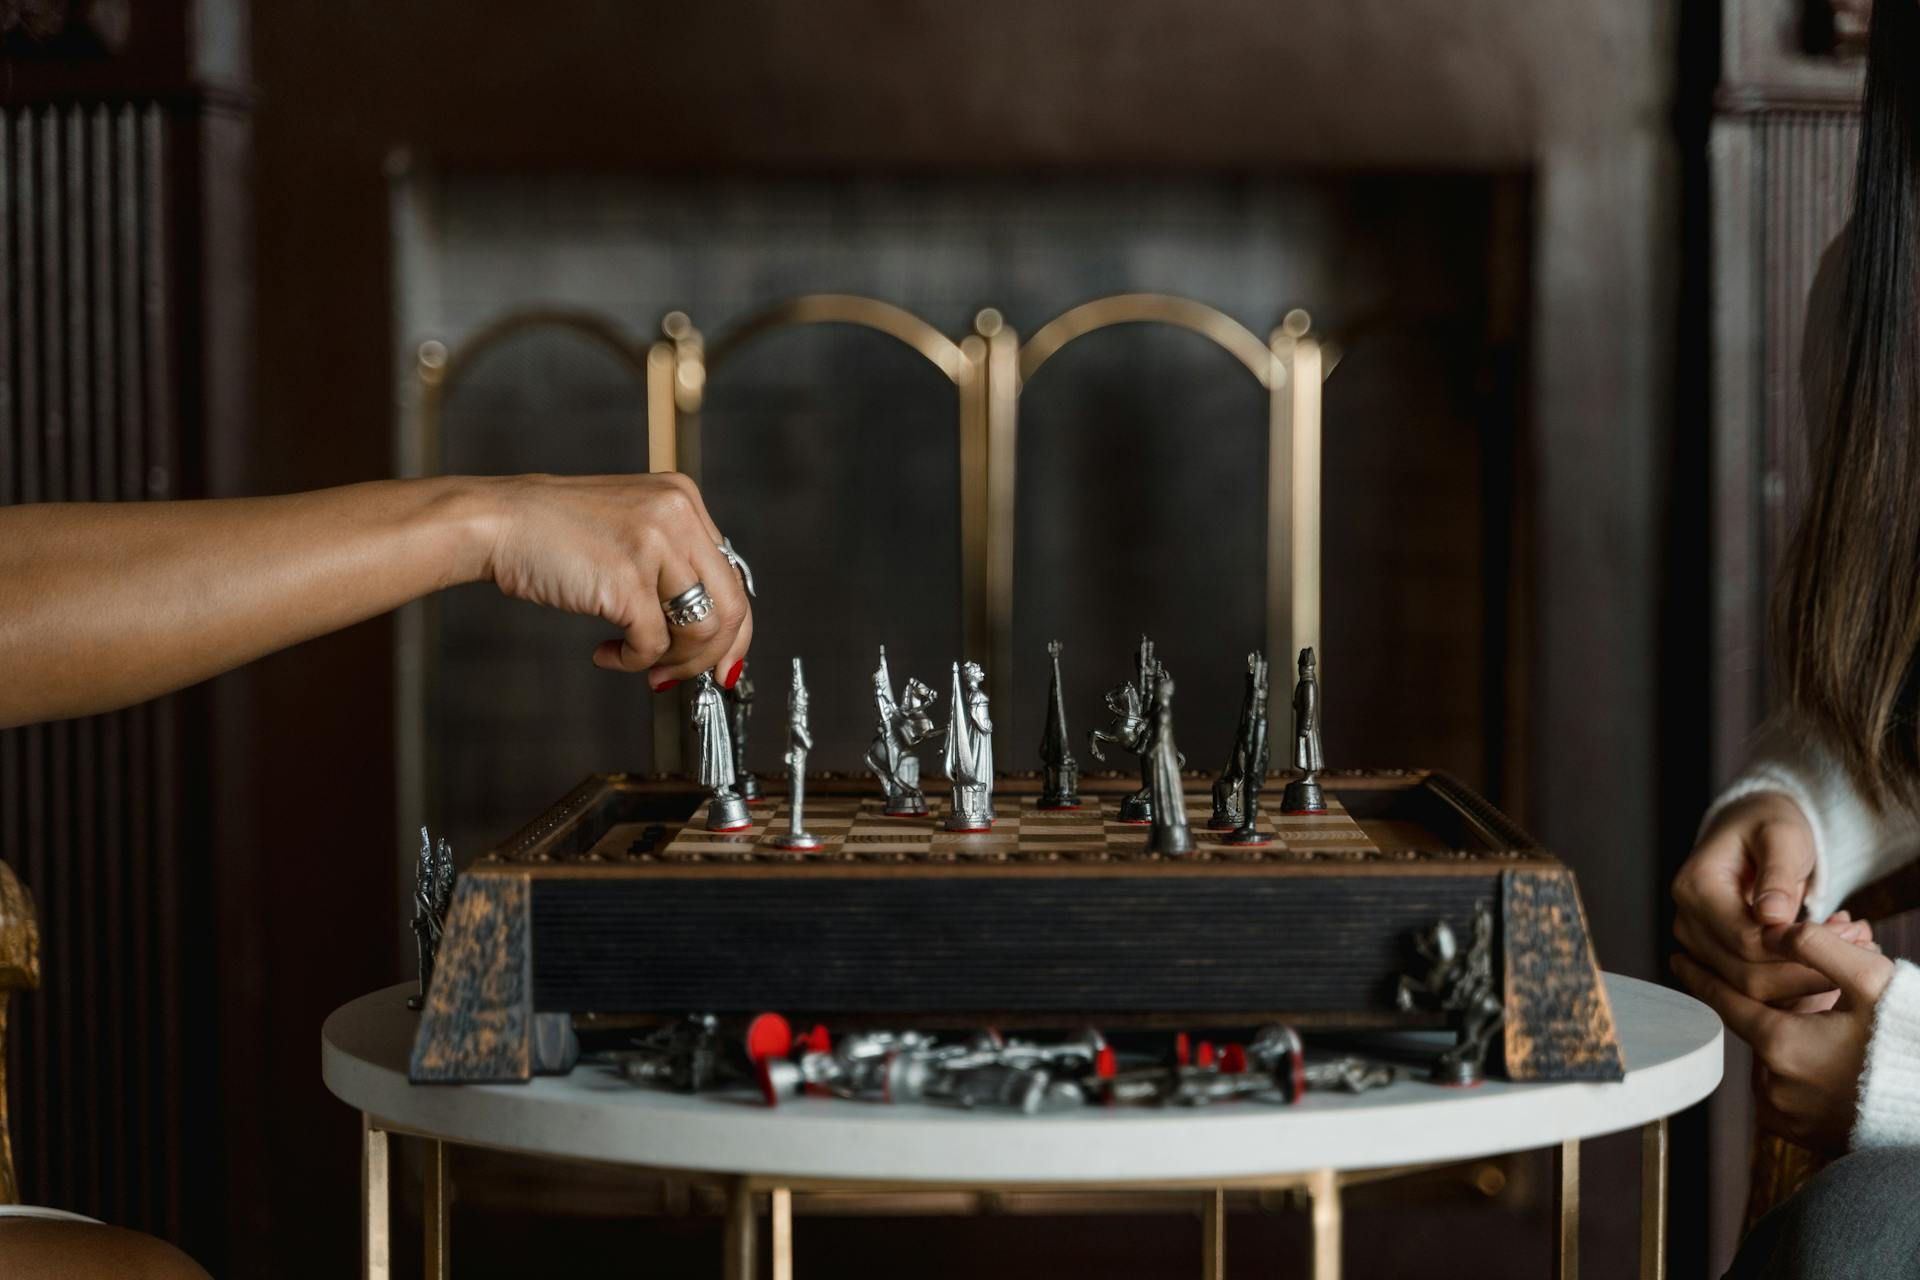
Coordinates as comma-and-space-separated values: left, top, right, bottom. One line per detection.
634, 791, 1380, 863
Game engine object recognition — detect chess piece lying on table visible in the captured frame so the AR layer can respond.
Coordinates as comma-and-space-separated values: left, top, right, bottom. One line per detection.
866, 646, 945, 816
692, 671, 751, 831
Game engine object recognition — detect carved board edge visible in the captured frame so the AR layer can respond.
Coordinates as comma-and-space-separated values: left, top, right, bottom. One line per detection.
409, 871, 533, 1083
1500, 867, 1625, 1082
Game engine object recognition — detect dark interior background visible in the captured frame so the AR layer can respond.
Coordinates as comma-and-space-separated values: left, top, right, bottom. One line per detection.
0, 0, 1864, 1275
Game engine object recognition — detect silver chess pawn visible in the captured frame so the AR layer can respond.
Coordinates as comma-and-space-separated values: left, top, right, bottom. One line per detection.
692, 671, 751, 831
726, 660, 759, 800
1280, 647, 1326, 815
865, 646, 945, 817
943, 660, 994, 831
771, 657, 822, 851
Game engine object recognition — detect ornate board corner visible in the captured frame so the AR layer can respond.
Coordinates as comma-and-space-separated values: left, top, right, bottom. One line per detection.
408, 870, 534, 1083
0, 860, 40, 990
1426, 771, 1544, 853
1499, 867, 1624, 1082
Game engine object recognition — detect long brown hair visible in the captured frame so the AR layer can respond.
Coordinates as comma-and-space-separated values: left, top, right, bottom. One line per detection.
1779, 0, 1920, 808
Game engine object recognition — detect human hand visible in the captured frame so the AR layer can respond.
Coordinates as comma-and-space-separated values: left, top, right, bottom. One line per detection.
1673, 792, 1871, 1005
478, 472, 753, 689
1673, 922, 1895, 1152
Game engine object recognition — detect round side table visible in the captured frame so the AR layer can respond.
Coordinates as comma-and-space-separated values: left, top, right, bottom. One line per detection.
324, 973, 1721, 1280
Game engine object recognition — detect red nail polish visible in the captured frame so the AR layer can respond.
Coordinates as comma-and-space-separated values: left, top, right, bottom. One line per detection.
653, 678, 679, 693
724, 659, 744, 689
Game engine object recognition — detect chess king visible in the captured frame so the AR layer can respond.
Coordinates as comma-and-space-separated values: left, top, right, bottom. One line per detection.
943, 660, 994, 831
692, 670, 752, 831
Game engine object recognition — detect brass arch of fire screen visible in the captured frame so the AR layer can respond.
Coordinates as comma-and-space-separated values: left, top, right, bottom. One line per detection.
404, 292, 1333, 776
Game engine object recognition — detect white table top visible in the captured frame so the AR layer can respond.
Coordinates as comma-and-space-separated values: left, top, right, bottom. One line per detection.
322, 975, 1721, 1184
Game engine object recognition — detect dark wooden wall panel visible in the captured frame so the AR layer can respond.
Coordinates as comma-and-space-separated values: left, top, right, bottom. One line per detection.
0, 102, 186, 1240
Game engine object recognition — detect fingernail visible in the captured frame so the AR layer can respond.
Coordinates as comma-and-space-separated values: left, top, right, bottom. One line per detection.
652, 678, 679, 693
724, 659, 744, 689
1755, 891, 1791, 922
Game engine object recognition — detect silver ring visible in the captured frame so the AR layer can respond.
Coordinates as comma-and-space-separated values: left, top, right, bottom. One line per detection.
718, 537, 756, 599
663, 581, 715, 628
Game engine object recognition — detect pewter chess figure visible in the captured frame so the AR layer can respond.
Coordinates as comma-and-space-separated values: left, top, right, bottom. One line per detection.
692, 671, 751, 831
943, 660, 995, 831
1281, 646, 1326, 815
1223, 652, 1272, 847
1037, 639, 1081, 809
725, 660, 759, 800
1395, 900, 1505, 1085
1089, 635, 1168, 823
865, 646, 945, 817
772, 657, 822, 851
407, 827, 454, 1010
1146, 673, 1194, 856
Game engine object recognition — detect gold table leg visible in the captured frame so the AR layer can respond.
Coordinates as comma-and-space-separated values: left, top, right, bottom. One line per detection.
723, 1175, 756, 1280
423, 1137, 448, 1280
1201, 1187, 1225, 1279
1555, 1139, 1581, 1280
1640, 1119, 1667, 1280
1308, 1168, 1341, 1280
362, 1115, 390, 1280
770, 1186, 793, 1280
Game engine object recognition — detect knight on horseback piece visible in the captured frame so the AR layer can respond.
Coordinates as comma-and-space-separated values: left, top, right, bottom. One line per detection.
866, 645, 945, 816
1089, 634, 1176, 824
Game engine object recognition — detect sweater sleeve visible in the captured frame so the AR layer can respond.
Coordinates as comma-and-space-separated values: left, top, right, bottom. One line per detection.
1698, 715, 1920, 920
1855, 960, 1920, 1147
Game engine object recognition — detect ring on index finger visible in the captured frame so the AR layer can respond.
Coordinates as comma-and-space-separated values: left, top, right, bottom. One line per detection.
663, 581, 715, 628
717, 537, 756, 599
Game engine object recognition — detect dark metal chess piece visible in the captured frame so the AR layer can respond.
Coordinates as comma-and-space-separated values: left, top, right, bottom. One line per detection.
725, 660, 759, 800
1209, 651, 1263, 830
943, 660, 994, 831
692, 671, 751, 831
1280, 646, 1326, 815
865, 646, 945, 817
1395, 900, 1505, 1085
1146, 674, 1194, 855
1090, 635, 1167, 823
1038, 640, 1081, 809
1223, 653, 1272, 847
772, 657, 822, 851
407, 826, 455, 1010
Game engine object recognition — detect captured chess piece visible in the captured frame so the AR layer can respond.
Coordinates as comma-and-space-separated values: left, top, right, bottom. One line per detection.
944, 660, 995, 831
726, 660, 759, 800
1280, 647, 1326, 815
1223, 653, 1272, 846
1089, 635, 1165, 823
1146, 674, 1194, 856
1037, 639, 1081, 810
693, 671, 751, 831
771, 657, 823, 851
407, 826, 455, 1010
866, 646, 945, 817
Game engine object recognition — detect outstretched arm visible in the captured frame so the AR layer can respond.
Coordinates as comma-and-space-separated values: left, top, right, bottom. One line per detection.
0, 471, 752, 729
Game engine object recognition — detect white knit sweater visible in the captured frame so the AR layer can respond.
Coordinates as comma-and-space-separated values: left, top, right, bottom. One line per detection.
1703, 717, 1920, 1146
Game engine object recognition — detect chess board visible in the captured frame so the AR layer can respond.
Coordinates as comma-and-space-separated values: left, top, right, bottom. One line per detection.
411, 771, 1624, 1087
647, 792, 1381, 863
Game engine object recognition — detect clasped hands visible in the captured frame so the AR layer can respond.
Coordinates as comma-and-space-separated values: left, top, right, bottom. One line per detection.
1671, 792, 1893, 1152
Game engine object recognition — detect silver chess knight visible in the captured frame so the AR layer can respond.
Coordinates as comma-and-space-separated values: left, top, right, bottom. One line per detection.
943, 660, 995, 831
1037, 640, 1081, 809
865, 646, 945, 816
692, 671, 751, 831
407, 827, 455, 1010
1396, 900, 1505, 1085
772, 657, 822, 851
725, 660, 759, 800
1146, 674, 1194, 855
1089, 635, 1169, 823
1280, 646, 1326, 815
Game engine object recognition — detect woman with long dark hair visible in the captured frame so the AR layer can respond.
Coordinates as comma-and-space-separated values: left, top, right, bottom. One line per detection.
1673, 0, 1920, 1272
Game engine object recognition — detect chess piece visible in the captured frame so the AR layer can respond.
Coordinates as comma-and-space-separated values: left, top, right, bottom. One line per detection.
1280, 646, 1326, 815
772, 657, 822, 851
1089, 635, 1166, 823
692, 671, 751, 831
726, 661, 759, 800
407, 826, 455, 1010
1223, 653, 1272, 846
865, 646, 945, 817
1209, 652, 1262, 830
1037, 640, 1081, 809
943, 660, 995, 831
1146, 674, 1194, 855
1394, 901, 1505, 1085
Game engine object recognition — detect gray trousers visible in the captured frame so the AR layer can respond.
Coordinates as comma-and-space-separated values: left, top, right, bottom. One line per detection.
1726, 1147, 1920, 1278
